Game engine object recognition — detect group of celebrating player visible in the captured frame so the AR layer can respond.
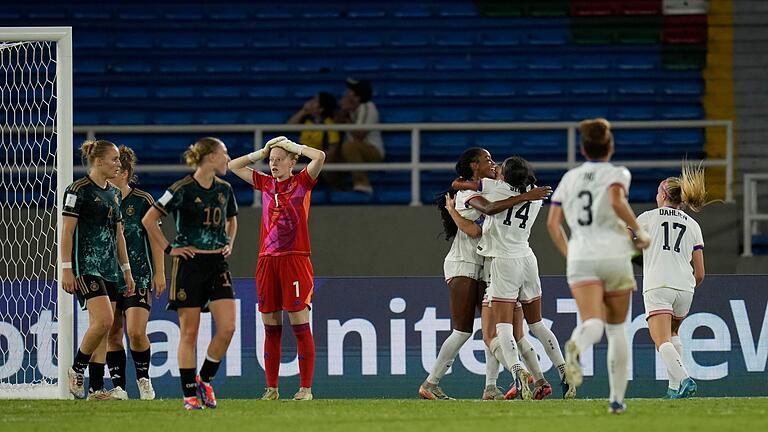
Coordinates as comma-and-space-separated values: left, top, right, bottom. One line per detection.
59, 116, 708, 412
421, 118, 709, 413
61, 135, 324, 409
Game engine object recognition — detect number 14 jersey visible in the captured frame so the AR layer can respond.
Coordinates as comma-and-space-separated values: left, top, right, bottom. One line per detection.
472, 178, 542, 259
551, 161, 634, 260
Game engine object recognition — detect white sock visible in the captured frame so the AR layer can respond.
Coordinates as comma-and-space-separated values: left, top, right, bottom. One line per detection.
426, 330, 471, 384
605, 323, 629, 404
529, 320, 566, 379
490, 337, 511, 371
670, 336, 684, 389
570, 318, 604, 353
496, 323, 523, 375
659, 342, 688, 390
517, 337, 544, 381
485, 346, 500, 387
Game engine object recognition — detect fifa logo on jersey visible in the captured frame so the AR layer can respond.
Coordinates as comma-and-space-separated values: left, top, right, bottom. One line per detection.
126, 205, 135, 216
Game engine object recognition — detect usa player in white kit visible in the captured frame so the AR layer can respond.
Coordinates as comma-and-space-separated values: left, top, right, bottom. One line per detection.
419, 148, 549, 400
637, 164, 709, 399
546, 119, 650, 414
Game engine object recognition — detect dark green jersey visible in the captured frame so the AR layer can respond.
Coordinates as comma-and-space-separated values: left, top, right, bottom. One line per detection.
63, 176, 122, 282
120, 188, 155, 289
153, 175, 238, 250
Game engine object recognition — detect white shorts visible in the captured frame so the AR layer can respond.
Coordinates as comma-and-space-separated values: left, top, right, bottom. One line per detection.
567, 257, 636, 295
643, 287, 693, 320
485, 255, 542, 304
444, 260, 481, 281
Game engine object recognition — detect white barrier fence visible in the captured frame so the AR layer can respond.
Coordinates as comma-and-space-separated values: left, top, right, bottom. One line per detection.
742, 173, 768, 257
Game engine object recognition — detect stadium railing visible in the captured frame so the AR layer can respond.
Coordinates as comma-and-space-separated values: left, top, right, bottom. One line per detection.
73, 119, 734, 206
742, 173, 768, 257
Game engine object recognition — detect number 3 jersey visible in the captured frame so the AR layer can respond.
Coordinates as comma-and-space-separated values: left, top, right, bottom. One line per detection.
472, 178, 542, 259
153, 175, 238, 250
637, 208, 703, 293
551, 161, 634, 260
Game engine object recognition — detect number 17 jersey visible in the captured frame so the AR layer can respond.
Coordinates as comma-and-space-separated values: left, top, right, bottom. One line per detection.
551, 161, 634, 260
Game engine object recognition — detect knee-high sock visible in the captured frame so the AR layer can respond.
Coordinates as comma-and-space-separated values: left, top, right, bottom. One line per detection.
605, 323, 629, 404
485, 346, 501, 386
130, 348, 151, 380
670, 335, 684, 389
489, 337, 510, 371
496, 323, 524, 375
88, 362, 105, 392
291, 324, 315, 388
199, 354, 221, 384
659, 342, 688, 390
427, 330, 471, 384
264, 324, 282, 388
529, 320, 566, 379
570, 318, 605, 354
106, 350, 126, 389
517, 337, 544, 381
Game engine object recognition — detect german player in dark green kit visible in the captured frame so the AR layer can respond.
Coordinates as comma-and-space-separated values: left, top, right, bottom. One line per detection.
61, 140, 135, 400
143, 137, 238, 410
103, 145, 163, 400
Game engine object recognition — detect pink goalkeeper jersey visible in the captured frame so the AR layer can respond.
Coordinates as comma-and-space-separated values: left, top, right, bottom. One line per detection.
252, 168, 316, 256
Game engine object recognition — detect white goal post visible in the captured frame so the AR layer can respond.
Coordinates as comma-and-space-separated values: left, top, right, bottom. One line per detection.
0, 27, 73, 399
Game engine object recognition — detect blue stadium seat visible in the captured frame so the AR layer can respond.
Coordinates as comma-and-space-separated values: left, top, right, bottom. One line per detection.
343, 34, 384, 48
479, 31, 524, 46
476, 108, 517, 121
158, 34, 203, 49
210, 9, 249, 21
384, 133, 412, 161
252, 36, 292, 49
478, 57, 520, 71
424, 133, 472, 156
251, 60, 289, 73
525, 57, 565, 70
200, 112, 242, 124
615, 106, 656, 120
204, 62, 245, 74
522, 107, 562, 121
569, 82, 611, 96
329, 191, 374, 204
112, 62, 152, 74
384, 84, 425, 98
663, 82, 704, 96
477, 82, 517, 97
437, 3, 478, 17
117, 12, 158, 21
157, 62, 199, 74
613, 130, 657, 148
617, 82, 657, 96
108, 111, 147, 125
391, 6, 431, 18
616, 55, 658, 71
430, 107, 472, 122
74, 60, 109, 74
244, 111, 288, 123
343, 58, 383, 72
431, 83, 472, 98
528, 30, 569, 46
202, 86, 241, 99
206, 34, 248, 49
75, 86, 103, 99
152, 112, 197, 124
75, 33, 110, 49
294, 58, 335, 72
570, 57, 612, 71
569, 106, 611, 120
107, 86, 149, 99
525, 83, 564, 97
155, 86, 195, 99
114, 34, 154, 49
434, 33, 475, 47
255, 8, 294, 19
297, 34, 337, 49
247, 85, 289, 99
388, 33, 430, 47
434, 57, 472, 71
660, 105, 704, 120
300, 9, 341, 19
381, 108, 426, 123
74, 111, 101, 125
388, 57, 428, 71
163, 12, 204, 21
291, 85, 321, 99
660, 129, 704, 147
346, 7, 386, 19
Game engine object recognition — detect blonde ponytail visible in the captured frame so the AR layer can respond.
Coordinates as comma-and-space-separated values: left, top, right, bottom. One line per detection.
663, 163, 717, 212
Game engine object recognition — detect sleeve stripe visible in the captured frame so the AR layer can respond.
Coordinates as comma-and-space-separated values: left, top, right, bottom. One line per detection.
693, 245, 704, 251
152, 202, 169, 216
551, 201, 562, 206
608, 182, 628, 195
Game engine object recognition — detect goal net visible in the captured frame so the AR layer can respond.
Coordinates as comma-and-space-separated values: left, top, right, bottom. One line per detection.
0, 28, 73, 399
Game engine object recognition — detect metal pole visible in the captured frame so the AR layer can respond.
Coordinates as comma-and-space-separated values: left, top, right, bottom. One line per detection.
410, 128, 421, 206
252, 129, 263, 208
567, 125, 576, 168
725, 121, 734, 202
742, 176, 752, 257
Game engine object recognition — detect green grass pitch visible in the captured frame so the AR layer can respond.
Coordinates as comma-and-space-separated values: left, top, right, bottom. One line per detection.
4, 398, 767, 431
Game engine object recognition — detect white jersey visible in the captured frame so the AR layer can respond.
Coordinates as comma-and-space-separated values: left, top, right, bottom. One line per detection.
444, 189, 484, 265
473, 178, 541, 259
551, 162, 634, 260
637, 207, 704, 293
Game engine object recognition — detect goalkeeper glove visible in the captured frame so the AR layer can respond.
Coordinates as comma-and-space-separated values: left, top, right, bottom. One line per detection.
272, 138, 306, 156
247, 136, 287, 162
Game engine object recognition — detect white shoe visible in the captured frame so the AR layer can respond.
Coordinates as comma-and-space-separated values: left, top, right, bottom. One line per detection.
87, 389, 112, 401
261, 387, 279, 400
68, 367, 85, 399
137, 378, 155, 400
564, 340, 583, 388
293, 387, 313, 400
109, 386, 129, 400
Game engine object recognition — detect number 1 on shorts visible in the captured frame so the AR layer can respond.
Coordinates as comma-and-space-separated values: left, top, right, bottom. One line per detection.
293, 280, 299, 298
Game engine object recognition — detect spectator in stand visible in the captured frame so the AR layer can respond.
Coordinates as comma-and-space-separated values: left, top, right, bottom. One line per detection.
337, 78, 384, 194
287, 92, 340, 153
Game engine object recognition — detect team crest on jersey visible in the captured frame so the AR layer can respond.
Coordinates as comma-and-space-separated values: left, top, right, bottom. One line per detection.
89, 281, 100, 292
177, 290, 187, 301
126, 205, 135, 216
194, 197, 203, 204
217, 193, 226, 204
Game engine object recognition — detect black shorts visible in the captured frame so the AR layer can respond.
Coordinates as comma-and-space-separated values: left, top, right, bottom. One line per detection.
168, 254, 234, 312
75, 275, 119, 310
118, 285, 152, 312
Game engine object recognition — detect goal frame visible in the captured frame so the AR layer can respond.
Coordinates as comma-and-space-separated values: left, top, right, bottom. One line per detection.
0, 27, 73, 399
